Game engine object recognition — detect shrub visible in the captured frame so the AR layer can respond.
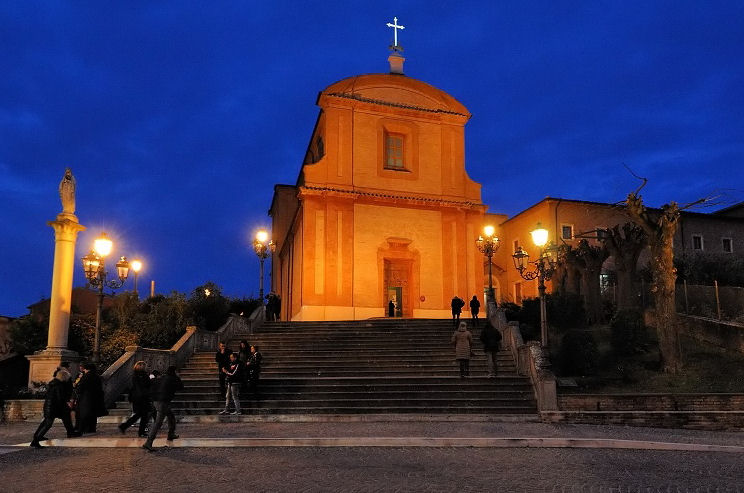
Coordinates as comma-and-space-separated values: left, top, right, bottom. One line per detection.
558, 329, 599, 376
610, 309, 646, 356
547, 293, 586, 331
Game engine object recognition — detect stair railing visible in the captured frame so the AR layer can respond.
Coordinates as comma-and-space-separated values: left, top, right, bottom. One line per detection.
487, 302, 557, 412
100, 310, 263, 408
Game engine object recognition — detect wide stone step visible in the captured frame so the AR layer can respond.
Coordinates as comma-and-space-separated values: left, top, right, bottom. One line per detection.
170, 406, 537, 415
173, 397, 535, 408
173, 390, 534, 400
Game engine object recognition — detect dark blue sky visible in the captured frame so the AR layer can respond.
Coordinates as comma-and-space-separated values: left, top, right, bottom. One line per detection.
2, 1, 743, 316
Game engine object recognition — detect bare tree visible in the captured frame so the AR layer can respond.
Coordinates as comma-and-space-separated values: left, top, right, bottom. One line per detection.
624, 175, 713, 374
603, 223, 647, 311
576, 240, 609, 325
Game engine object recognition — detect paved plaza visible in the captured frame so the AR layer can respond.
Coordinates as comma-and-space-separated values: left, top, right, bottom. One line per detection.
1, 420, 743, 491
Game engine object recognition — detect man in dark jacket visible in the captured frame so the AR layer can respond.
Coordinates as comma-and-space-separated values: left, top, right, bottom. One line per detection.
142, 365, 184, 451
246, 345, 263, 396
215, 342, 230, 396
469, 295, 481, 328
451, 296, 465, 327
480, 320, 502, 378
30, 369, 80, 448
219, 353, 242, 415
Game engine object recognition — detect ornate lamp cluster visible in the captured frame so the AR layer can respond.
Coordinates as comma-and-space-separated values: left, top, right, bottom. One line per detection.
475, 225, 500, 304
512, 223, 558, 347
80, 232, 141, 363
253, 230, 276, 304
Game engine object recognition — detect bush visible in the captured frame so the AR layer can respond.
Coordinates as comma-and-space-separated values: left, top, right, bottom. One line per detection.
547, 293, 586, 331
610, 309, 646, 356
558, 329, 599, 376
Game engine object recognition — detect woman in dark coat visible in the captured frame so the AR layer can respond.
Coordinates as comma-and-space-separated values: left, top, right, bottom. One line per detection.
118, 360, 152, 437
74, 362, 108, 434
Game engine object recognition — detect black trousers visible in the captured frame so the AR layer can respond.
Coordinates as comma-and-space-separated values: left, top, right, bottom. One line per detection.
457, 359, 470, 377
33, 412, 75, 442
120, 402, 151, 435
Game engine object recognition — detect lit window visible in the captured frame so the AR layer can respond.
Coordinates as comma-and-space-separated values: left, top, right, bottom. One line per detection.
385, 134, 404, 169
722, 238, 733, 253
692, 235, 703, 251
561, 225, 573, 240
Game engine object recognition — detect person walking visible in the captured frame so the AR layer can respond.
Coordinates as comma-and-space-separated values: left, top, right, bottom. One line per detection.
142, 365, 184, 452
73, 362, 107, 434
118, 361, 152, 437
469, 295, 481, 328
480, 320, 502, 378
215, 342, 230, 396
451, 321, 473, 378
29, 369, 80, 448
451, 296, 465, 327
219, 353, 243, 415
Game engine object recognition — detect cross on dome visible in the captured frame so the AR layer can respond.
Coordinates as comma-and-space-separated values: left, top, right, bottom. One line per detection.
386, 16, 405, 50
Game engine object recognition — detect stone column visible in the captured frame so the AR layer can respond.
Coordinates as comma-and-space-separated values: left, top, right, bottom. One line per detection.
27, 169, 86, 388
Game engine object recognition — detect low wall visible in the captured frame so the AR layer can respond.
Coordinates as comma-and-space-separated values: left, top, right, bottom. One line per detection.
559, 393, 744, 411
679, 314, 744, 353
549, 393, 744, 430
644, 310, 744, 353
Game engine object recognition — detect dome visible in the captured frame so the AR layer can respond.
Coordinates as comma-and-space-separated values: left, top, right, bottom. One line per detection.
320, 73, 470, 119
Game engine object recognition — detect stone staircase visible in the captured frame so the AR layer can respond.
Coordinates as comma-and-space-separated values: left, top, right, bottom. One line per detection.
169, 318, 537, 416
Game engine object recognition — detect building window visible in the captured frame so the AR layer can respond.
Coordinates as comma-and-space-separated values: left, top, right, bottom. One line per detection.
513, 239, 520, 253
692, 235, 704, 251
722, 238, 733, 253
514, 282, 522, 305
596, 227, 608, 241
385, 134, 405, 169
561, 224, 573, 240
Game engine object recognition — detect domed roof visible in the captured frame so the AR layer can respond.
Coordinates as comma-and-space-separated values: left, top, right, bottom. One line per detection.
320, 73, 470, 118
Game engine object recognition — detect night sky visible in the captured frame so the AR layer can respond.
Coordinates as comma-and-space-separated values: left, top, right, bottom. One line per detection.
2, 2, 743, 317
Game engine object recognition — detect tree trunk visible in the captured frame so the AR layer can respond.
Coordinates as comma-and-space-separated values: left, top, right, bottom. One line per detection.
626, 194, 683, 373
577, 240, 608, 325
651, 240, 682, 373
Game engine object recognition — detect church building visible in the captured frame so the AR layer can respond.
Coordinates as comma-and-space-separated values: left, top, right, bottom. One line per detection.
269, 42, 492, 321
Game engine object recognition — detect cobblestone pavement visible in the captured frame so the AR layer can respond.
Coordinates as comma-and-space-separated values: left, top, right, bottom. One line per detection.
1, 445, 743, 492
2, 421, 743, 491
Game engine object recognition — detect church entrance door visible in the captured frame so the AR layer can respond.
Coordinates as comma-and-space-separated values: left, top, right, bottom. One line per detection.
384, 259, 411, 317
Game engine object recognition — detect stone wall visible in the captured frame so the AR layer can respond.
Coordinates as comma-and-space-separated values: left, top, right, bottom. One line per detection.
548, 393, 744, 430
558, 393, 744, 411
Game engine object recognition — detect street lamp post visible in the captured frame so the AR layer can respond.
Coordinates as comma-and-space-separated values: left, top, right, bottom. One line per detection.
475, 225, 500, 305
130, 259, 142, 298
253, 230, 276, 304
81, 232, 130, 363
512, 223, 557, 347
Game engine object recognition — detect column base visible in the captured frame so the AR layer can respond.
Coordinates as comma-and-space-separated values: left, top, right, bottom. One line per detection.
26, 349, 82, 390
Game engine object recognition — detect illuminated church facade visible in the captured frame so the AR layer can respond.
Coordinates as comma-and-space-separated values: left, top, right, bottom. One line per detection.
269, 47, 495, 321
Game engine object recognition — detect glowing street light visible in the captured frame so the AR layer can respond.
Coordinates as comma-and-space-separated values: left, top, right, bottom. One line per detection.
130, 259, 142, 298
253, 229, 276, 305
81, 232, 130, 363
512, 223, 557, 347
475, 225, 500, 307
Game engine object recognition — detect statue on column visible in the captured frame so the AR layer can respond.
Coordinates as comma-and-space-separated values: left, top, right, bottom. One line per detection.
59, 167, 76, 215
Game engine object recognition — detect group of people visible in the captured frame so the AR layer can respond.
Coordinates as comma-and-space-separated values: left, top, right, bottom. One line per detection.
266, 292, 281, 321
117, 362, 184, 451
450, 295, 502, 378
215, 340, 263, 415
30, 359, 185, 452
450, 295, 482, 328
30, 361, 108, 448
